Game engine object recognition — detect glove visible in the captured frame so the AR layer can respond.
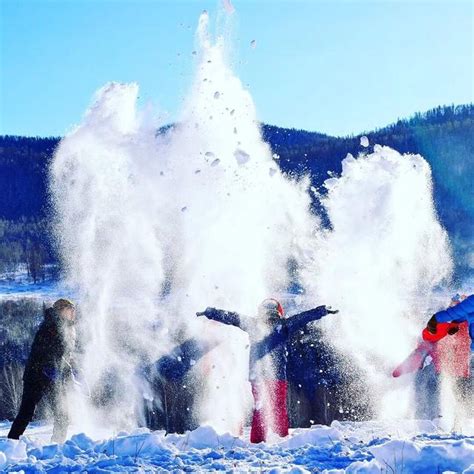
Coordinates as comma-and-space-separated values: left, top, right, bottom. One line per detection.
196, 308, 211, 317
426, 315, 438, 334
447, 325, 460, 336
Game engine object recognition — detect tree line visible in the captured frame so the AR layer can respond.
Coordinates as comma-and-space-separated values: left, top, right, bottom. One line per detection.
0, 103, 472, 281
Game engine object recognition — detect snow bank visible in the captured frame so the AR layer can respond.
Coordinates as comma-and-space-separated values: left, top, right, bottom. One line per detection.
283, 424, 343, 449
0, 437, 27, 469
2, 420, 473, 472
370, 438, 474, 474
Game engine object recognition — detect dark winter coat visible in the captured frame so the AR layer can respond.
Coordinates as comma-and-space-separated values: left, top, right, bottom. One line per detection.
201, 306, 331, 381
155, 338, 219, 380
286, 325, 342, 388
23, 307, 76, 384
434, 294, 474, 350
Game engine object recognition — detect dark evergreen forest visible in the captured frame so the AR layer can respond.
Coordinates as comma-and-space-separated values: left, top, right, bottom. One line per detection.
0, 104, 472, 280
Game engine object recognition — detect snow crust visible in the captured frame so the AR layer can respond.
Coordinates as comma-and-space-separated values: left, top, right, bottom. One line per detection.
1, 420, 473, 473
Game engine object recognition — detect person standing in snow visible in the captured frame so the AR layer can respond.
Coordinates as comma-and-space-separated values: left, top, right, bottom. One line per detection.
8, 299, 77, 443
423, 293, 474, 421
393, 296, 472, 419
196, 299, 337, 443
426, 294, 474, 349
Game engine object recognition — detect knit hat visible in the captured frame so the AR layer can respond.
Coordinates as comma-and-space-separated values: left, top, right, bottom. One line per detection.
53, 298, 75, 311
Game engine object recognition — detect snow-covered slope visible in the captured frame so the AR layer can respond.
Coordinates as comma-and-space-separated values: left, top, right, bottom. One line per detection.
1, 420, 473, 473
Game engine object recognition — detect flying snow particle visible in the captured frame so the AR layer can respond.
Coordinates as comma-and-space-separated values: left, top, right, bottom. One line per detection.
214, 91, 221, 99
222, 0, 235, 14
205, 151, 215, 158
360, 135, 369, 148
195, 169, 201, 174
269, 168, 277, 177
250, 39, 257, 49
234, 148, 250, 165
230, 109, 235, 116
181, 206, 188, 212
272, 153, 280, 160
211, 158, 221, 167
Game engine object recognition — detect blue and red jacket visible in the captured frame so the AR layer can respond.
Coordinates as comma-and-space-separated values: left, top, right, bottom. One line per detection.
200, 306, 331, 381
434, 294, 474, 350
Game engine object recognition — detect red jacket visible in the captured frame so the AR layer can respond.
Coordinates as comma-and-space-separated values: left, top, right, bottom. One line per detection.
423, 321, 471, 378
393, 322, 470, 378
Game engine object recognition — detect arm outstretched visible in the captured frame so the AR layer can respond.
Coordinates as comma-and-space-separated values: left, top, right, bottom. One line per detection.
196, 307, 245, 330
285, 305, 338, 333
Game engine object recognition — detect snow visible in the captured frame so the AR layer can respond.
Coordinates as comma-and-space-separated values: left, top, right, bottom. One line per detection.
1, 420, 473, 473
233, 148, 251, 165
360, 136, 369, 148
0, 268, 61, 300
222, 0, 235, 14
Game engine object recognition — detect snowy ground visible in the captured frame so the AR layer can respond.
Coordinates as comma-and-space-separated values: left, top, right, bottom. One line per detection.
0, 267, 61, 300
1, 419, 474, 473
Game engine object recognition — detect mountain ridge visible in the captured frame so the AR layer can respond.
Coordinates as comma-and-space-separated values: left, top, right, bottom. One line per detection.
0, 103, 472, 279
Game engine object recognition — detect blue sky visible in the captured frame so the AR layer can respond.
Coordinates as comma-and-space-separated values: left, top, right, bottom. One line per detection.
1, 0, 472, 137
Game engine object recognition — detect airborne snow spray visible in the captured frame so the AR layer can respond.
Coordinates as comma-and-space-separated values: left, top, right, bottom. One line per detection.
50, 11, 318, 435
51, 10, 453, 437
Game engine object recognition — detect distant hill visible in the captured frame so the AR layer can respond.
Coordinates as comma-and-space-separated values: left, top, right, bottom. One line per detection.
0, 104, 472, 281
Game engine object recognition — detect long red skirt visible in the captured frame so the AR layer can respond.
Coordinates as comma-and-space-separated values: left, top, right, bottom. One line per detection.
250, 380, 289, 443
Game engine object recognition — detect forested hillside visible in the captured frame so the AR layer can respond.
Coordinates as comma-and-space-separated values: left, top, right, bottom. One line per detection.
0, 104, 472, 280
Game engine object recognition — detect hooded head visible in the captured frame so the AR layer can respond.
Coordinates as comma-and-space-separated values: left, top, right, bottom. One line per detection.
258, 298, 284, 324
53, 298, 76, 322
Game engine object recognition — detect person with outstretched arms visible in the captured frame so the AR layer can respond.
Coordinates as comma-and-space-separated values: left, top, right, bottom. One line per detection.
196, 298, 337, 443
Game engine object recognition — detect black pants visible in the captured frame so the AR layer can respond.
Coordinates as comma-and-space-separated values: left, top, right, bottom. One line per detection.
8, 377, 69, 443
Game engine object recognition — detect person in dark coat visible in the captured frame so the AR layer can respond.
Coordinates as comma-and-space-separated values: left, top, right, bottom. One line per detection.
196, 298, 337, 443
8, 299, 77, 443
143, 337, 219, 433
